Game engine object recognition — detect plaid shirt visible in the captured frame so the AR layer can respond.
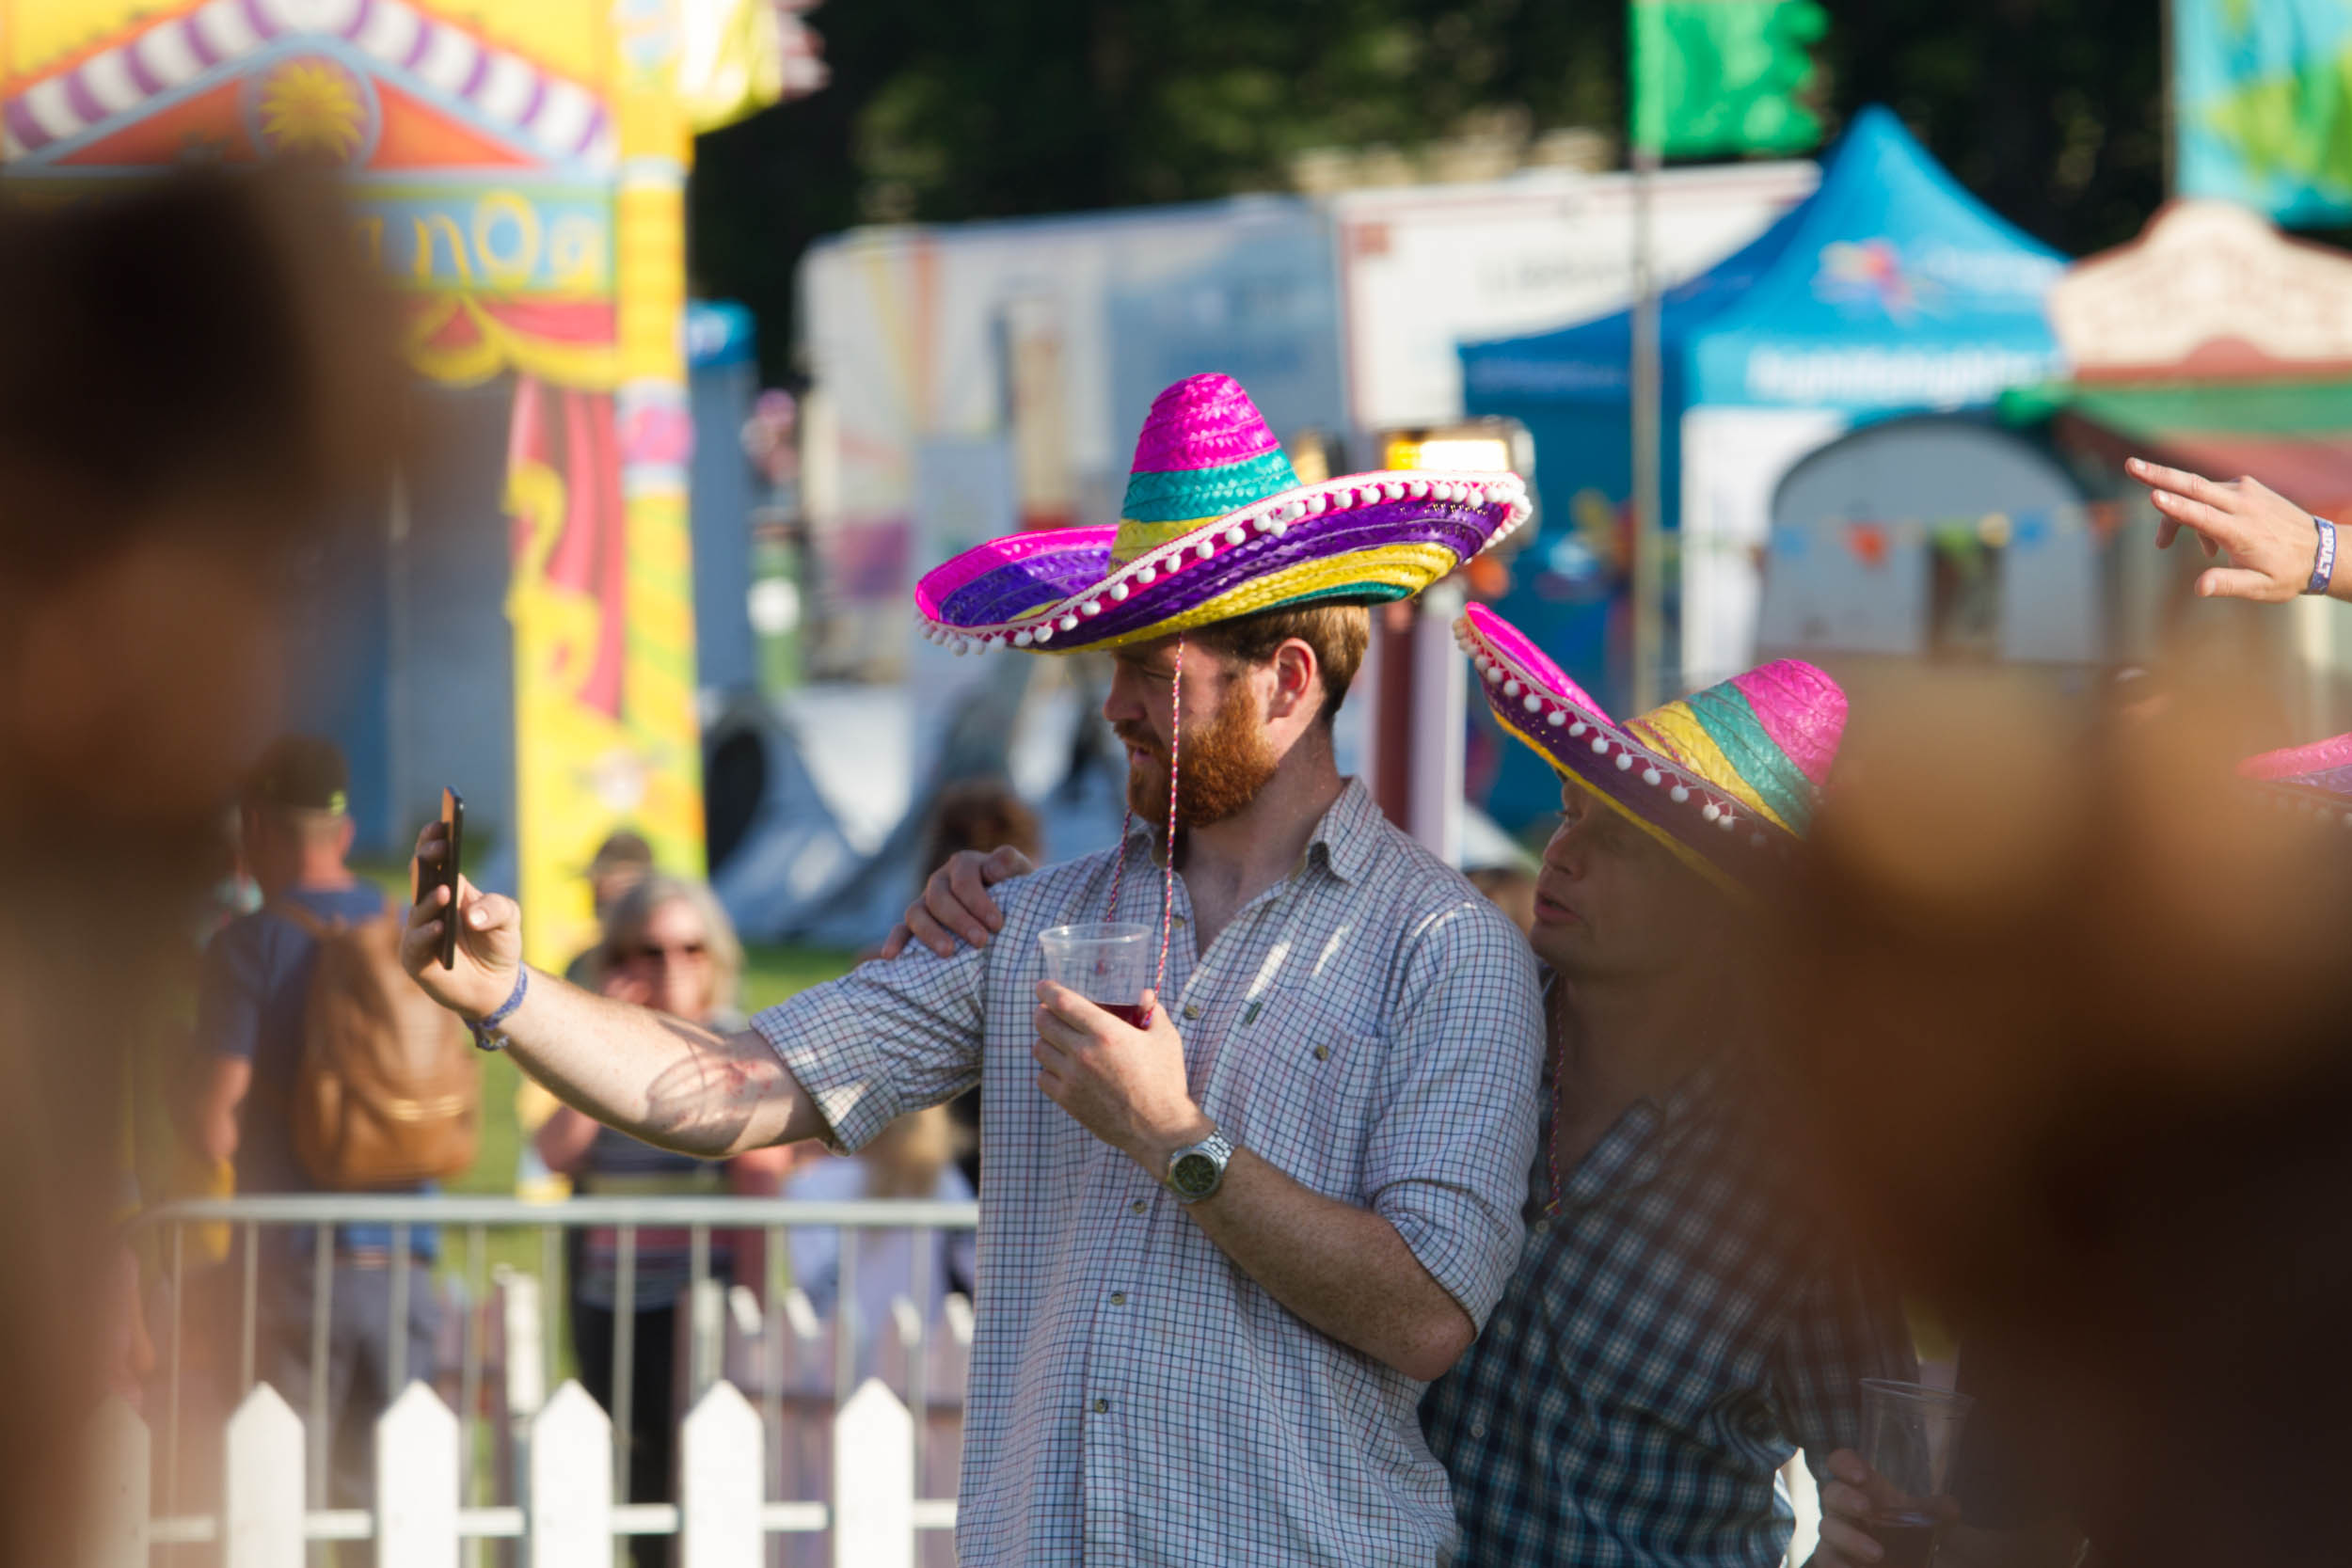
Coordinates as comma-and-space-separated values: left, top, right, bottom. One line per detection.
1421, 1052, 1915, 1567
754, 781, 1545, 1566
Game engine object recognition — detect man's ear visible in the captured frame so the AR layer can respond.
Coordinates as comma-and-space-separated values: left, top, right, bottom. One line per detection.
1263, 639, 1321, 725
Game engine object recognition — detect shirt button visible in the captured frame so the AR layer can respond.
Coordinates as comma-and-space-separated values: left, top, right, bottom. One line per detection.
1093, 1398, 1110, 1415
1183, 1003, 1201, 1021
1109, 1291, 1127, 1306
1470, 1420, 1486, 1440
1312, 1044, 1330, 1061
1130, 1198, 1148, 1215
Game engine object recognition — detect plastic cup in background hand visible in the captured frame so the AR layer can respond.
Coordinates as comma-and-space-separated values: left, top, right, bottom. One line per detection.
1857, 1379, 1974, 1568
1038, 922, 1154, 1027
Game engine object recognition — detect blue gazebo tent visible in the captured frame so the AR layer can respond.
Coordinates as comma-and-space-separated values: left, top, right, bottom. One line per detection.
1459, 105, 2065, 832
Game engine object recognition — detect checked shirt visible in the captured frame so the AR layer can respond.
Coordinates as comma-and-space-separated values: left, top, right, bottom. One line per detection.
753, 781, 1545, 1566
1422, 1053, 1915, 1567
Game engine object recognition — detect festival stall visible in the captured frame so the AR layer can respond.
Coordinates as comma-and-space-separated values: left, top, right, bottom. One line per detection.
1457, 105, 2064, 830
3, 0, 817, 969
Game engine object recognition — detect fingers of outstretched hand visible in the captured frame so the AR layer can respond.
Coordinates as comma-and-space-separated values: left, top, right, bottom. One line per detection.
2126, 455, 2230, 505
2145, 484, 2245, 549
2201, 564, 2291, 601
878, 924, 911, 960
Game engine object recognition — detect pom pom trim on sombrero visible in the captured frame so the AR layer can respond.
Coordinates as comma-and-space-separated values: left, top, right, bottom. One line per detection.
1454, 603, 1844, 891
914, 469, 1533, 655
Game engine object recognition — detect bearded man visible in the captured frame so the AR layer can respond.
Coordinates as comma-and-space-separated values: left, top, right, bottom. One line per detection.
402, 375, 1546, 1565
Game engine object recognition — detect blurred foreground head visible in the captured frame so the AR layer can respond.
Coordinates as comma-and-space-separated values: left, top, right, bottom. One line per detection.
1782, 666, 2352, 1568
0, 169, 399, 1568
0, 168, 399, 838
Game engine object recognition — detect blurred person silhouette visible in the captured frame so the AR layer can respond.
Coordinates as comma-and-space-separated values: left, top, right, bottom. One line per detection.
534, 872, 799, 1568
0, 169, 396, 1566
783, 1104, 978, 1381
191, 736, 461, 1538
914, 779, 1041, 1194
564, 827, 656, 987
1463, 864, 1538, 939
1779, 669, 2352, 1568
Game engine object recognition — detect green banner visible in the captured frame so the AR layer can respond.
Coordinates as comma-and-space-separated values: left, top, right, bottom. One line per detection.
1630, 0, 1828, 157
2176, 0, 2352, 225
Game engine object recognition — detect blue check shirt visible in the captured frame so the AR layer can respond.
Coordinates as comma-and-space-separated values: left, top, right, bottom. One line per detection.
1422, 1053, 1915, 1567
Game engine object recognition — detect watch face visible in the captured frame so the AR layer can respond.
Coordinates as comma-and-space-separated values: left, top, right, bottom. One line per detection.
1170, 1150, 1217, 1198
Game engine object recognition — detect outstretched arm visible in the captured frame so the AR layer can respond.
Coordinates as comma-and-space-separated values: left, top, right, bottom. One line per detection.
2128, 455, 2344, 604
401, 821, 827, 1158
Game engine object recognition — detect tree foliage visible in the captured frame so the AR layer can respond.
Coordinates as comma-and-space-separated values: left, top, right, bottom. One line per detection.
691, 0, 2171, 382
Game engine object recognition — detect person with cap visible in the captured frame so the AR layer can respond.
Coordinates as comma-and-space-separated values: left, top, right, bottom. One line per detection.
401, 372, 1545, 1565
1415, 607, 1915, 1566
191, 735, 440, 1544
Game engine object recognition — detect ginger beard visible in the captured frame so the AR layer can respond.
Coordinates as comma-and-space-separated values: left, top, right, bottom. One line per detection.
1118, 669, 1281, 835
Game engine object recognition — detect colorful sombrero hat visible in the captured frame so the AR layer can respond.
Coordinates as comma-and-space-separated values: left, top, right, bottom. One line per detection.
914, 373, 1531, 654
2239, 733, 2352, 825
1455, 602, 1845, 890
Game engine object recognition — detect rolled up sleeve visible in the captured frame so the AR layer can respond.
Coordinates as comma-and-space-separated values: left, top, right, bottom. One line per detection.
1365, 899, 1545, 1331
751, 939, 989, 1155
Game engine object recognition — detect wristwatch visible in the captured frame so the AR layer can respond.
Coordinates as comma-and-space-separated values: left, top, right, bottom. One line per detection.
1166, 1127, 1234, 1204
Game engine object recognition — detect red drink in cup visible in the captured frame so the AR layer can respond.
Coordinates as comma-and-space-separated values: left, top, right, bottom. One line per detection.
1857, 1379, 1973, 1568
1039, 922, 1155, 1026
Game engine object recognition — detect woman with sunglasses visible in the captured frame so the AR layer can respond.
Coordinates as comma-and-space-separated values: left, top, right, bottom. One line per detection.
534, 872, 800, 1568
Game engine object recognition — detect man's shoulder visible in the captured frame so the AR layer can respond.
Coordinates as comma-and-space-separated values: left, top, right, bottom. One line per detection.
985, 843, 1130, 932
1345, 813, 1516, 939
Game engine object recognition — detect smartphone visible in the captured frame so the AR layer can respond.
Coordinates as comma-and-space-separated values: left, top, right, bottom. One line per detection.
413, 787, 464, 969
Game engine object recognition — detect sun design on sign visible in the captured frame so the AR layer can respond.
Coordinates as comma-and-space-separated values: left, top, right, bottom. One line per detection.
254, 59, 370, 162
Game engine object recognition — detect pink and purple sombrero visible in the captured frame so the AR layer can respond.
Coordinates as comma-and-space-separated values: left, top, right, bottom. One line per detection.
2240, 733, 2352, 824
1454, 602, 1846, 890
914, 373, 1531, 654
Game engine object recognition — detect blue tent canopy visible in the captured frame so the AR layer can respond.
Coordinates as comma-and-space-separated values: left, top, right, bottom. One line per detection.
1462, 105, 2063, 415
1457, 106, 2066, 832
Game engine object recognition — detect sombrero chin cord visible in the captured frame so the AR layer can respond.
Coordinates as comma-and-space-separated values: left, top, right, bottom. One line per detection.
1100, 635, 1184, 1018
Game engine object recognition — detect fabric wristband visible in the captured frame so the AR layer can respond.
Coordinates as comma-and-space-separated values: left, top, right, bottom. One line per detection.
2309, 515, 2338, 595
471, 965, 530, 1051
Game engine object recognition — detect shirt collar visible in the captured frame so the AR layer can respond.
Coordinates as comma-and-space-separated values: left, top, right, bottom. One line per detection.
1118, 777, 1383, 884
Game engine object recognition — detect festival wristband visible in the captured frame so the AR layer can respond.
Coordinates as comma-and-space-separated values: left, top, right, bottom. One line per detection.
471, 965, 530, 1051
2309, 515, 2338, 595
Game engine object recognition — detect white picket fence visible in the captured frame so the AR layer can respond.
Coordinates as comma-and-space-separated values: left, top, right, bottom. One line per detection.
83, 1375, 940, 1568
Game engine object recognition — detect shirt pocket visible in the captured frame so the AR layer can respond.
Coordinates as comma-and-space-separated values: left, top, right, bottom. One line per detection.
1212, 990, 1387, 1202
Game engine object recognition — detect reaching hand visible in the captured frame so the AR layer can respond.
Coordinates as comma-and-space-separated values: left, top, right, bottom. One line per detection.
2128, 455, 2331, 603
880, 845, 1036, 959
401, 818, 522, 1021
1030, 982, 1209, 1172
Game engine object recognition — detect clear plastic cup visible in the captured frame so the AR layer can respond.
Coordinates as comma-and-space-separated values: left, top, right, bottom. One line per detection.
1857, 1378, 1974, 1568
1037, 922, 1154, 1026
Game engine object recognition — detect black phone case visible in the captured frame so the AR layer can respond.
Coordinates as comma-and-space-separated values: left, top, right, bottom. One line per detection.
439, 793, 465, 970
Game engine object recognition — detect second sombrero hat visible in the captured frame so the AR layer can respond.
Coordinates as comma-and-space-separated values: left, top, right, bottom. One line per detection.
1455, 602, 1845, 890
914, 373, 1531, 654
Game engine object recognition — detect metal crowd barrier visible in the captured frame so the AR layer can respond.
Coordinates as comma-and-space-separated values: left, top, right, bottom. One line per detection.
125, 1194, 980, 1564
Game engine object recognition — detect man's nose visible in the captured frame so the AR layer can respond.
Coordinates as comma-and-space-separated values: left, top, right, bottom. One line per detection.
1540, 822, 1584, 877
